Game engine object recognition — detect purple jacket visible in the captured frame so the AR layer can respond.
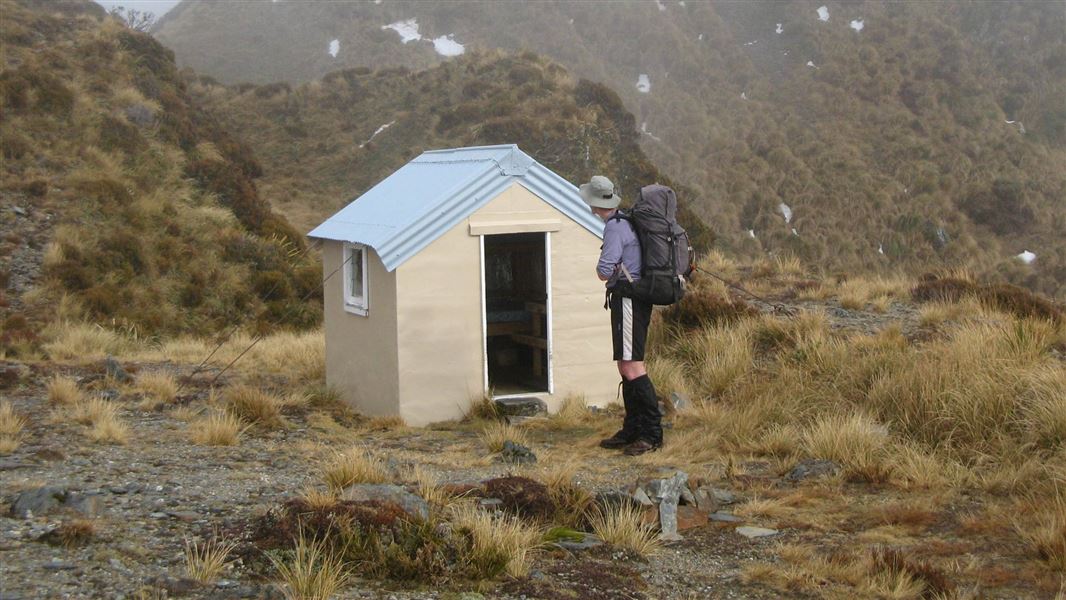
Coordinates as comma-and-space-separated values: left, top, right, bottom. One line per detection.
597, 211, 642, 288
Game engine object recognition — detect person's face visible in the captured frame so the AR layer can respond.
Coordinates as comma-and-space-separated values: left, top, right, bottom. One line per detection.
592, 207, 614, 221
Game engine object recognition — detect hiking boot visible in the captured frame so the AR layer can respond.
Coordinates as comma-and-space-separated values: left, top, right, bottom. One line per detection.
600, 379, 639, 449
599, 431, 633, 449
623, 439, 662, 456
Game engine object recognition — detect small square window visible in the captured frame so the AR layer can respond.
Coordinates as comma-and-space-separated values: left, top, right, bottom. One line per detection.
343, 243, 369, 316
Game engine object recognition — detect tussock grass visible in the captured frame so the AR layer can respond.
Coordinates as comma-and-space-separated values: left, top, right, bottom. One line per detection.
535, 459, 593, 527
803, 413, 891, 482
268, 534, 349, 600
42, 322, 131, 361
465, 392, 498, 421
297, 487, 338, 511
135, 370, 178, 409
450, 503, 543, 578
322, 447, 389, 491
407, 466, 455, 510
86, 408, 130, 444
549, 395, 590, 429
1014, 493, 1066, 572
0, 401, 27, 454
47, 375, 84, 406
184, 536, 237, 584
62, 397, 129, 444
190, 412, 247, 446
478, 421, 531, 453
587, 502, 660, 556
745, 543, 954, 598
224, 384, 284, 429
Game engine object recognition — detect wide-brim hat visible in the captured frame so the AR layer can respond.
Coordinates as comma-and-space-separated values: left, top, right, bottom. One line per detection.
580, 175, 620, 209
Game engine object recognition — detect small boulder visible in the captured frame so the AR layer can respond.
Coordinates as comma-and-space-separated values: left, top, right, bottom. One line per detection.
693, 488, 720, 514
340, 484, 429, 522
497, 440, 537, 465
785, 459, 841, 482
104, 356, 132, 383
631, 487, 654, 506
710, 488, 737, 505
10, 487, 102, 519
493, 396, 547, 417
676, 505, 709, 531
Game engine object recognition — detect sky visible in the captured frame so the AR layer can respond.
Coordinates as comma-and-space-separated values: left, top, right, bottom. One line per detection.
94, 0, 181, 19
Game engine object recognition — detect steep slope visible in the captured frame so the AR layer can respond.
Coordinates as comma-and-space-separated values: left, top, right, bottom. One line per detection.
155, 0, 1066, 298
0, 0, 319, 349
187, 51, 713, 249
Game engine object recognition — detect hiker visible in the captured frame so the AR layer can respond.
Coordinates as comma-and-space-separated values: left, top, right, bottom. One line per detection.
580, 175, 662, 456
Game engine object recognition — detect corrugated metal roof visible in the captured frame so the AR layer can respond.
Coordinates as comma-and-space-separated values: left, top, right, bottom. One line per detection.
307, 145, 604, 271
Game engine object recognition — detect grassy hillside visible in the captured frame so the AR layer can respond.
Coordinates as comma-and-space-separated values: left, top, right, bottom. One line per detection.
0, 0, 320, 351
187, 51, 713, 249
154, 0, 1066, 299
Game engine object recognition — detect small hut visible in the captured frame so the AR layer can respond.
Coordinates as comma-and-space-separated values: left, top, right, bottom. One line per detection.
308, 145, 618, 426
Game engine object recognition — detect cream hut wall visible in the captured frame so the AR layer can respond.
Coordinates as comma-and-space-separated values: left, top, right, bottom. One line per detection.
308, 145, 620, 426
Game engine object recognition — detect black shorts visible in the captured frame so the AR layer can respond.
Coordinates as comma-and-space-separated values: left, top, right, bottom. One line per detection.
609, 291, 652, 361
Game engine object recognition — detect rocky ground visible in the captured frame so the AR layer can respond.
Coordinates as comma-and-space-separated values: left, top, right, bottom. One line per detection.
1, 299, 1061, 599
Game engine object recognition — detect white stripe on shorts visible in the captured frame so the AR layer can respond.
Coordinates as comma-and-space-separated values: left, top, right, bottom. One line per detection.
622, 297, 633, 360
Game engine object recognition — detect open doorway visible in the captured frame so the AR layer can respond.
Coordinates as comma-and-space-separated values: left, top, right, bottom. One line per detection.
483, 232, 550, 395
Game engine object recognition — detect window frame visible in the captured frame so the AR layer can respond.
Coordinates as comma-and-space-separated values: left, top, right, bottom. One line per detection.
342, 242, 369, 316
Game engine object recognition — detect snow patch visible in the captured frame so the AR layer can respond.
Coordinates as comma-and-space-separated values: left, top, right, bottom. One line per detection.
655, 0, 666, 11
748, 229, 756, 239
382, 19, 422, 43
775, 23, 783, 34
878, 243, 884, 255
817, 6, 829, 21
641, 122, 663, 142
744, 39, 758, 46
328, 39, 339, 58
1005, 120, 1026, 134
432, 35, 465, 56
850, 19, 864, 32
779, 203, 793, 223
698, 33, 704, 41
1017, 251, 1036, 265
678, 0, 686, 6
359, 120, 396, 148
806, 60, 817, 68
791, 228, 799, 236
636, 74, 651, 93
374, 0, 382, 4
741, 92, 747, 100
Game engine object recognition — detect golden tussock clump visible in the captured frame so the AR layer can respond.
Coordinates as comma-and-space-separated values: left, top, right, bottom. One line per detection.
0, 401, 27, 454
267, 534, 349, 600
189, 412, 247, 446
184, 536, 237, 584
46, 375, 84, 406
586, 502, 660, 557
478, 421, 531, 453
321, 447, 390, 491
449, 502, 543, 579
223, 384, 284, 429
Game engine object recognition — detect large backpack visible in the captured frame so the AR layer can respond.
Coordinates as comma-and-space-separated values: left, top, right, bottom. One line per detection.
613, 184, 693, 305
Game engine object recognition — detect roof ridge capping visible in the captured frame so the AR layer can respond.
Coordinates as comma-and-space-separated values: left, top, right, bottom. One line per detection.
414, 144, 534, 176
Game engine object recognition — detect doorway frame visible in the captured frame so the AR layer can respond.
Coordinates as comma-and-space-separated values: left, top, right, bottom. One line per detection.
479, 232, 554, 399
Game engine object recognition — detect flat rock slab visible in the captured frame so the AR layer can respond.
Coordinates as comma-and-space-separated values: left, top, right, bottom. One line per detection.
494, 397, 547, 417
736, 526, 778, 538
709, 512, 743, 523
340, 484, 430, 521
